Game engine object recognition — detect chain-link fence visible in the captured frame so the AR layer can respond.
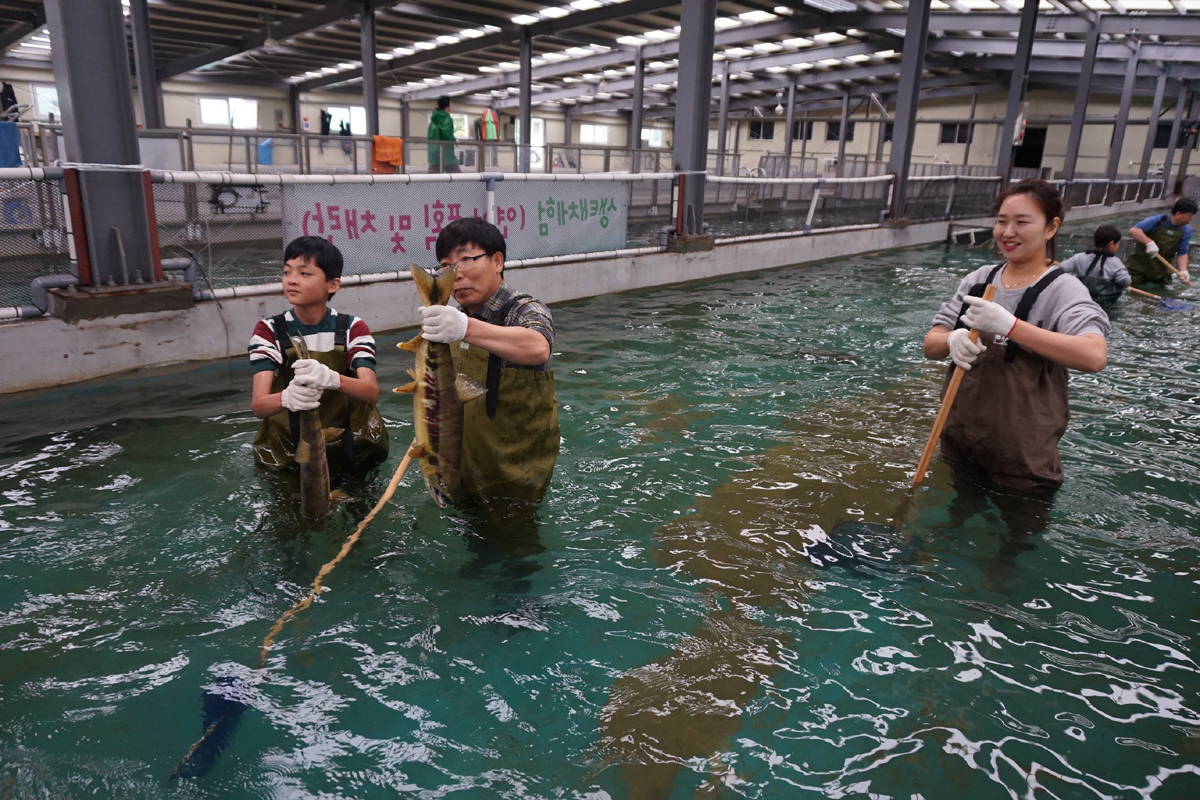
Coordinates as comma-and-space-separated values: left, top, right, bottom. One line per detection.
906, 174, 1003, 222
0, 172, 71, 308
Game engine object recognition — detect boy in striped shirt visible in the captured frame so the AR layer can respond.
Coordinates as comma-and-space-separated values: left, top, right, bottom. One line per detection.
248, 236, 389, 472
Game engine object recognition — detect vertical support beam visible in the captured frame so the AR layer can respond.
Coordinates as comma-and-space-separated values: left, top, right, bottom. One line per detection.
401, 100, 410, 141
716, 61, 731, 174
518, 29, 533, 173
1106, 40, 1140, 183
1062, 24, 1099, 181
782, 76, 792, 160
290, 85, 304, 171
44, 0, 157, 287
629, 45, 644, 168
361, 1, 379, 136
672, 0, 718, 236
1139, 74, 1168, 182
962, 93, 977, 167
801, 110, 809, 163
997, 0, 1040, 182
836, 91, 850, 177
875, 97, 887, 162
1162, 83, 1187, 195
1176, 89, 1198, 195
887, 0, 932, 218
564, 105, 573, 145
128, 0, 163, 129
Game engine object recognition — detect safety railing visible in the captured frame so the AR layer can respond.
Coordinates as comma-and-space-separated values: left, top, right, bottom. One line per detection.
704, 174, 895, 241
906, 174, 1004, 222
1045, 178, 1166, 208
544, 145, 667, 175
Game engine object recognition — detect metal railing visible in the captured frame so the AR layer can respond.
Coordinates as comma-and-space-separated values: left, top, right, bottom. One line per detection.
705, 173, 895, 240
906, 174, 1003, 222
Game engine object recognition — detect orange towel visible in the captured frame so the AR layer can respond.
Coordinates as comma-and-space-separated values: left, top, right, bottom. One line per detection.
371, 135, 403, 173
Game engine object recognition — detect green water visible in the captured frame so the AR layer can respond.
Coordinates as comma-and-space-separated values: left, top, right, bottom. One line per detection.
2, 218, 1200, 799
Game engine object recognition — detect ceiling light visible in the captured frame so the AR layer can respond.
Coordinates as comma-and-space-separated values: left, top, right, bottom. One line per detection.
813, 32, 847, 42
571, 0, 603, 8
437, 35, 460, 44
617, 35, 648, 45
565, 47, 592, 56
263, 36, 280, 54
818, 58, 842, 66
392, 46, 414, 55
775, 92, 784, 114
753, 42, 783, 53
723, 47, 753, 58
714, 17, 742, 29
783, 37, 813, 48
379, 52, 395, 60
414, 41, 437, 50
540, 6, 571, 18
740, 10, 779, 22
512, 14, 540, 24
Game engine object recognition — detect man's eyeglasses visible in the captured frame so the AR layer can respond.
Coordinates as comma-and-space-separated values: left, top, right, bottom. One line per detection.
435, 252, 490, 274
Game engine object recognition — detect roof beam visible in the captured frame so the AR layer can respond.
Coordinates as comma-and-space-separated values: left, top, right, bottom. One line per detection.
395, 11, 831, 101
1, 6, 46, 52
835, 10, 1200, 37
300, 0, 683, 92
928, 36, 1200, 63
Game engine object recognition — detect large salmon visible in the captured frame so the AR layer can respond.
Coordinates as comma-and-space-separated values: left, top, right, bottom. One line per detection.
395, 263, 485, 507
289, 335, 343, 528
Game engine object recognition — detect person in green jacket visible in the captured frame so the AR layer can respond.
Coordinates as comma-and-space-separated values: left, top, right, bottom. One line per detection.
427, 95, 460, 173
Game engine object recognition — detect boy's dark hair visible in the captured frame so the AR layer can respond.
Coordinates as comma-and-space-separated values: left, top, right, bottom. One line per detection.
1094, 224, 1122, 248
284, 235, 343, 281
435, 218, 506, 269
1172, 198, 1199, 215
437, 95, 451, 110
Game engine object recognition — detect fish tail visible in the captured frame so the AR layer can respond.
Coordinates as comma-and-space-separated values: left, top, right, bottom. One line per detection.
410, 263, 435, 306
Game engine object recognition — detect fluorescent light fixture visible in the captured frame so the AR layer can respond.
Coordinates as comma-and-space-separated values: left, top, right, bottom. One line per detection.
873, 50, 897, 58
723, 47, 754, 57
379, 52, 395, 60
392, 46, 414, 55
739, 10, 778, 22
714, 17, 742, 29
642, 29, 675, 41
542, 52, 570, 61
540, 6, 571, 18
766, 66, 788, 73
511, 14, 540, 24
320, 67, 338, 74
436, 35, 460, 44
565, 47, 592, 56
414, 41, 437, 50
753, 42, 783, 53
783, 37, 813, 48
338, 62, 357, 69
479, 65, 502, 73
813, 32, 847, 42
846, 54, 871, 62
571, 0, 603, 8
1082, 0, 1110, 6
818, 58, 842, 66
460, 28, 485, 38
616, 35, 648, 45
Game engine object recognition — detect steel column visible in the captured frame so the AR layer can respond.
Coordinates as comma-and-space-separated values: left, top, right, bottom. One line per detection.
44, 0, 157, 286
401, 100, 410, 141
629, 46, 644, 163
564, 105, 573, 145
875, 97, 887, 162
1161, 84, 1187, 194
519, 29, 533, 173
836, 91, 850, 177
963, 93, 977, 166
716, 61, 731, 173
1139, 73, 1168, 181
887, 0, 933, 218
1062, 24, 1100, 181
361, 1, 379, 136
784, 76, 797, 170
997, 0, 1040, 181
1176, 90, 1198, 194
672, 0, 718, 235
1105, 40, 1140, 183
128, 0, 164, 130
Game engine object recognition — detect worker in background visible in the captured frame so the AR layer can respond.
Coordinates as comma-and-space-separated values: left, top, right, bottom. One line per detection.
1057, 224, 1131, 305
248, 236, 389, 476
1125, 198, 1197, 287
427, 95, 460, 174
417, 217, 559, 506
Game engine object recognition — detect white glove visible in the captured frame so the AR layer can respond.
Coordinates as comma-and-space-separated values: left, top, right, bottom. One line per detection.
947, 328, 986, 371
1178, 269, 1190, 282
293, 358, 341, 391
280, 379, 321, 412
961, 295, 1018, 337
419, 304, 469, 343
1145, 240, 1160, 257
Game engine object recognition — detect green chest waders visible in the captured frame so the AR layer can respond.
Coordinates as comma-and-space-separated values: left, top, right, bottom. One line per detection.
450, 342, 560, 505
252, 313, 389, 475
1127, 217, 1185, 286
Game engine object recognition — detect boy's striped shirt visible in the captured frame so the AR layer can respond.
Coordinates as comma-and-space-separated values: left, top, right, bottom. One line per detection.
248, 308, 376, 374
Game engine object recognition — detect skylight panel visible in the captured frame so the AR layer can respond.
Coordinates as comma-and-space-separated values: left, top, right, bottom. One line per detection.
392, 46, 414, 55
959, 0, 999, 7
617, 35, 648, 45
565, 47, 593, 56
723, 47, 754, 57
436, 35, 460, 44
1082, 0, 1110, 7
512, 14, 539, 24
414, 41, 437, 50
783, 37, 814, 47
804, 0, 857, 11
542, 52, 570, 61
739, 10, 779, 22
1122, 0, 1173, 8
813, 32, 847, 42
540, 7, 570, 18
873, 50, 897, 58
714, 17, 743, 29
641, 29, 676, 41
766, 66, 789, 73
460, 29, 484, 38
571, 0, 603, 8
753, 42, 783, 53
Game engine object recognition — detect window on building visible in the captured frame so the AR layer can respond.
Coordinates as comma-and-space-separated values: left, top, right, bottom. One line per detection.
940, 123, 971, 145
450, 113, 468, 139
641, 128, 663, 148
749, 120, 775, 140
826, 120, 855, 141
325, 106, 367, 136
883, 121, 894, 143
31, 85, 59, 121
792, 119, 814, 141
199, 97, 259, 130
580, 123, 609, 144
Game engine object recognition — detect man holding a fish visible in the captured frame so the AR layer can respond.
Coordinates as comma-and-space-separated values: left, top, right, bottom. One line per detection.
408, 217, 560, 506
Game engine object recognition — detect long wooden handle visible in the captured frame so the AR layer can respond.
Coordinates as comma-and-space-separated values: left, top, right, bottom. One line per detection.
1156, 253, 1194, 286
1128, 286, 1159, 298
912, 284, 998, 486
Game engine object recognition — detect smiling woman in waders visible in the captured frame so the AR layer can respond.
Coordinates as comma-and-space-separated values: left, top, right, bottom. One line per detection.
922, 180, 1110, 578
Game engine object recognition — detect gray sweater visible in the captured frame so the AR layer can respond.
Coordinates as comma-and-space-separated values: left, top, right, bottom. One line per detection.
932, 264, 1111, 339
1058, 251, 1131, 290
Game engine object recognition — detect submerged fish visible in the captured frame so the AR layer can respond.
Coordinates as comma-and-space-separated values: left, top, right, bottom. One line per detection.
169, 675, 253, 781
289, 335, 344, 528
395, 263, 485, 507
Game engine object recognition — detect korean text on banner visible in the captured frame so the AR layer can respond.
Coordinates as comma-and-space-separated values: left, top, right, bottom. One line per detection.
282, 183, 489, 273
497, 181, 628, 260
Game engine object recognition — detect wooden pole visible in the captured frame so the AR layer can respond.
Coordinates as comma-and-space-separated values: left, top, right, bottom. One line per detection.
1156, 252, 1194, 286
912, 284, 998, 486
1128, 285, 1159, 298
